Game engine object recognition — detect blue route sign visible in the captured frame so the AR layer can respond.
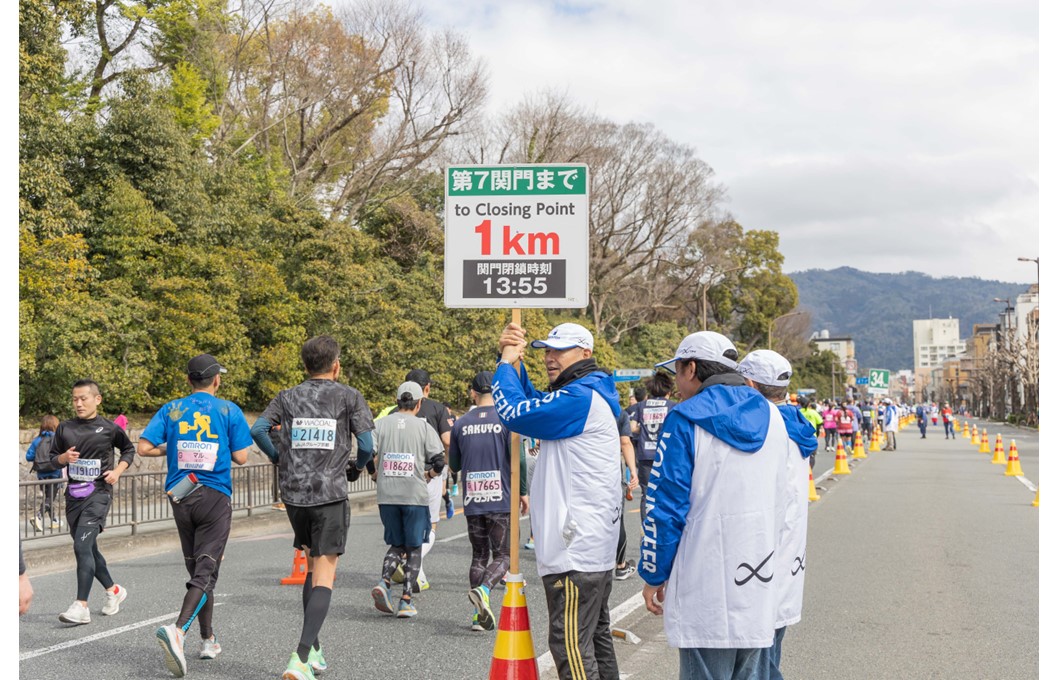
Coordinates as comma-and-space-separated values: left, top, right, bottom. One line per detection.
855, 377, 869, 385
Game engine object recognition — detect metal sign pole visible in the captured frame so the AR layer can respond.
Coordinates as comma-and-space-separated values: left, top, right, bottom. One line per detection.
509, 308, 522, 575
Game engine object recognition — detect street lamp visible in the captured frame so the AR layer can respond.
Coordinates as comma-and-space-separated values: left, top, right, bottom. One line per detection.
768, 311, 808, 350
1017, 256, 1039, 286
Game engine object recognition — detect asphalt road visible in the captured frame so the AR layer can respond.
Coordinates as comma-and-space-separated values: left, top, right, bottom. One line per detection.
19, 495, 649, 680
19, 417, 1037, 679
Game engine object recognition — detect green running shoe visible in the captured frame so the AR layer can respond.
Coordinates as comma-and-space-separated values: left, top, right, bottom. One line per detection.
468, 585, 494, 631
308, 646, 327, 674
282, 652, 316, 680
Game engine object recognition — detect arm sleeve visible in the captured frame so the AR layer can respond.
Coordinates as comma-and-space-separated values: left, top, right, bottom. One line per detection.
250, 416, 278, 463
354, 431, 374, 469
140, 407, 168, 447
638, 413, 696, 586
492, 363, 593, 441
425, 426, 445, 473
26, 437, 39, 462
113, 427, 136, 468
448, 426, 462, 474
349, 390, 376, 435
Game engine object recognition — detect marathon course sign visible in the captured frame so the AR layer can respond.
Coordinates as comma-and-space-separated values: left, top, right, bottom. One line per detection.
444, 164, 589, 308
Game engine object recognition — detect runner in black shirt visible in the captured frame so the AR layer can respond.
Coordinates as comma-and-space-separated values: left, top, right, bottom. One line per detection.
252, 336, 375, 680
43, 380, 134, 625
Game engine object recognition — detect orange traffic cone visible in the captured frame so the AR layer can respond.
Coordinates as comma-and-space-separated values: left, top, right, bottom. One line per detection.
970, 424, 979, 445
1004, 440, 1025, 477
833, 438, 851, 475
489, 574, 539, 680
280, 549, 309, 585
852, 431, 867, 459
1033, 485, 1039, 507
808, 469, 821, 502
869, 428, 880, 452
978, 429, 990, 454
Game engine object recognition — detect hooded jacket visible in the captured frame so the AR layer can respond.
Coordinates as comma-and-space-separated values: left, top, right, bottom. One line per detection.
493, 362, 622, 577
775, 404, 818, 629
638, 379, 790, 649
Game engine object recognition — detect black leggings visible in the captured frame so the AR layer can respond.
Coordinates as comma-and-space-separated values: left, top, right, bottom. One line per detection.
467, 513, 510, 591
73, 525, 114, 601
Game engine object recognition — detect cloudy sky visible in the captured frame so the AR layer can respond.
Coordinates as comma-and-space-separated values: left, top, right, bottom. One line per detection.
421, 0, 1039, 284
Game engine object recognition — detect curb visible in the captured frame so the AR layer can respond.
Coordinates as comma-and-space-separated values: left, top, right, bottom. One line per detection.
23, 492, 380, 576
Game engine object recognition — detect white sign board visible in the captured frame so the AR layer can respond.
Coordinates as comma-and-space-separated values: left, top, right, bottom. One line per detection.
444, 164, 589, 308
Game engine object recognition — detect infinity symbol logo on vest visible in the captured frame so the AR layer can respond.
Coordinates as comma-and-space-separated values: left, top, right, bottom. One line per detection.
791, 549, 806, 576
734, 551, 774, 586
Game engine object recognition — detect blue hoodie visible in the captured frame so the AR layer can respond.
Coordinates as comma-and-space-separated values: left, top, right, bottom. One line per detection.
778, 404, 819, 459
493, 362, 620, 441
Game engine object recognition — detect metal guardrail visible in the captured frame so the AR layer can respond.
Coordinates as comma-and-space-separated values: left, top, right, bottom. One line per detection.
19, 463, 377, 542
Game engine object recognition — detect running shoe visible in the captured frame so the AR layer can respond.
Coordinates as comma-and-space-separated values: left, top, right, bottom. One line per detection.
102, 584, 127, 615
199, 634, 222, 659
372, 581, 395, 614
615, 564, 637, 581
414, 573, 429, 593
50, 518, 61, 529
156, 623, 187, 678
32, 514, 43, 532
468, 585, 494, 631
308, 645, 328, 674
396, 598, 418, 618
58, 600, 90, 625
523, 540, 534, 550
446, 497, 455, 519
282, 652, 316, 680
471, 613, 485, 632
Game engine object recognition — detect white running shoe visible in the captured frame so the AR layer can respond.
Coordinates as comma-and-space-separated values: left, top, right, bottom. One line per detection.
101, 584, 127, 615
200, 635, 222, 659
156, 624, 187, 677
59, 601, 91, 625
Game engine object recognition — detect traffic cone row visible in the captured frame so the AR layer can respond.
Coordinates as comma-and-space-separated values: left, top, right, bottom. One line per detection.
990, 436, 1007, 465
808, 470, 820, 502
832, 438, 851, 475
852, 431, 867, 459
1004, 440, 1024, 477
978, 429, 990, 454
489, 574, 539, 679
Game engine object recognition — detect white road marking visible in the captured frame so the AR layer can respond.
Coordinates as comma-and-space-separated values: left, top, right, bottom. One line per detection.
437, 514, 530, 543
1015, 476, 1037, 492
536, 591, 644, 675
816, 467, 836, 483
19, 605, 223, 661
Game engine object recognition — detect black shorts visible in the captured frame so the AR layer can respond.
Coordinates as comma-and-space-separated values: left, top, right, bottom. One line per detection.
286, 500, 350, 557
66, 490, 111, 534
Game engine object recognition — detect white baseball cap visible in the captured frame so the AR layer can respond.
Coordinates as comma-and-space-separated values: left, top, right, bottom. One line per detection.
530, 323, 594, 351
655, 331, 738, 373
737, 349, 793, 387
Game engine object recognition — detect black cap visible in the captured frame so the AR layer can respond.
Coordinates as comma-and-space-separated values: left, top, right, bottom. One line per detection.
187, 354, 227, 380
405, 369, 430, 387
470, 371, 494, 394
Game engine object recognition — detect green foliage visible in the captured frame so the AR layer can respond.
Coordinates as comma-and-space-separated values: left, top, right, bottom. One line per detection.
169, 62, 220, 141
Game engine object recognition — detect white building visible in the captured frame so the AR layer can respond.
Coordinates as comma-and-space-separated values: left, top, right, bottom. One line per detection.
912, 318, 966, 369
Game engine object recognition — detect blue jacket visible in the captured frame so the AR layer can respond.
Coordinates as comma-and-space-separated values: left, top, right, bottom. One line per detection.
778, 404, 819, 459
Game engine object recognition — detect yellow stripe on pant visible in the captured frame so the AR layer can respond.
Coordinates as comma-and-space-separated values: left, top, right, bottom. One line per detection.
564, 577, 587, 680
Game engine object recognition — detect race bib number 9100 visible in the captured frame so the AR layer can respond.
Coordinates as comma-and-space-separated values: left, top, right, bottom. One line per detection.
291, 418, 337, 449
382, 452, 415, 478
465, 470, 502, 504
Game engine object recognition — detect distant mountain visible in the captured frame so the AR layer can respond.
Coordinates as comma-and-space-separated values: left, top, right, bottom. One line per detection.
789, 267, 1031, 372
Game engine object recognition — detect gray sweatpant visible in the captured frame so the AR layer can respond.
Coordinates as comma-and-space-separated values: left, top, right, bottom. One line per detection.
542, 569, 619, 680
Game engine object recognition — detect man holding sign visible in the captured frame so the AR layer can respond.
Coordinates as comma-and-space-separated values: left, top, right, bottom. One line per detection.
494, 322, 622, 680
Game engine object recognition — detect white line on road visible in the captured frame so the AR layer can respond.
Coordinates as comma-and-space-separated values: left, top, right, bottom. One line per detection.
437, 514, 530, 544
1015, 476, 1037, 493
20, 605, 225, 661
816, 467, 836, 483
536, 591, 645, 675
